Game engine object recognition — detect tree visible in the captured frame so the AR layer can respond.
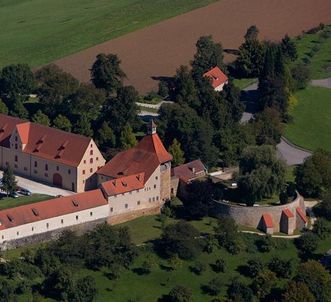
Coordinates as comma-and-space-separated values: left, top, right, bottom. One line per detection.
53, 114, 72, 132
168, 285, 193, 302
2, 165, 17, 196
252, 108, 283, 145
295, 232, 318, 256
0, 279, 15, 302
97, 121, 116, 149
312, 218, 331, 239
68, 84, 106, 121
204, 277, 222, 296
214, 217, 243, 254
73, 276, 97, 302
168, 139, 185, 167
102, 85, 139, 136
91, 53, 126, 93
291, 64, 311, 90
283, 281, 315, 302
314, 190, 331, 220
227, 279, 254, 302
120, 124, 137, 150
0, 63, 36, 96
235, 26, 264, 77
295, 149, 331, 197
9, 94, 29, 119
191, 36, 225, 76
296, 260, 331, 302
238, 145, 286, 205
35, 64, 79, 117
73, 114, 93, 137
158, 221, 202, 260
32, 109, 50, 126
281, 35, 298, 61
252, 269, 277, 299
268, 256, 292, 278
0, 99, 8, 114
246, 258, 264, 278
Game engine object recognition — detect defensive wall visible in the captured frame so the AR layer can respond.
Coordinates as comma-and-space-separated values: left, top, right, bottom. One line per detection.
212, 194, 305, 233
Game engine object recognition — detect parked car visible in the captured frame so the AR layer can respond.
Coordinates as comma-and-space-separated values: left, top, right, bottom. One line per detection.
19, 188, 32, 196
10, 192, 19, 198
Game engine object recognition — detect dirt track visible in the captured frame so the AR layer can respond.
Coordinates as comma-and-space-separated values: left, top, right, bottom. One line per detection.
54, 0, 331, 94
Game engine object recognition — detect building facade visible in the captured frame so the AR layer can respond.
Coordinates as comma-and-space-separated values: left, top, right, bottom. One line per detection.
0, 114, 105, 192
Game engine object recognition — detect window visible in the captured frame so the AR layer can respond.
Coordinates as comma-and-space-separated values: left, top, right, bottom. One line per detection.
34, 170, 37, 174
83, 180, 85, 183
154, 185, 156, 189
90, 150, 93, 155
34, 161, 37, 167
125, 204, 128, 209
15, 136, 17, 142
76, 215, 79, 220
152, 197, 155, 202
1, 235, 4, 239
96, 157, 99, 161
68, 169, 71, 175
15, 144, 18, 149
45, 173, 48, 177
90, 168, 93, 173
15, 155, 18, 162
149, 198, 151, 202
155, 176, 158, 180
17, 231, 19, 236
90, 212, 93, 216
45, 164, 48, 171
82, 170, 85, 175
32, 227, 34, 231
157, 196, 159, 201
136, 189, 139, 193
84, 160, 86, 164
56, 166, 59, 171
90, 158, 93, 164
46, 223, 49, 228
90, 144, 93, 148
137, 201, 140, 205
61, 219, 64, 224
110, 207, 113, 212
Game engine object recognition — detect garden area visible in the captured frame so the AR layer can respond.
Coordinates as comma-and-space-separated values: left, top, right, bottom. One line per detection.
0, 194, 53, 211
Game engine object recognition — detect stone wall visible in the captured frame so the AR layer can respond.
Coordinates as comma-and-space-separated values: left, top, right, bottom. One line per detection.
160, 163, 171, 201
212, 194, 305, 233
1, 218, 107, 251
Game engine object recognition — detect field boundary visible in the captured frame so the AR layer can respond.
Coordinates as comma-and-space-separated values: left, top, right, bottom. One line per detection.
281, 136, 313, 154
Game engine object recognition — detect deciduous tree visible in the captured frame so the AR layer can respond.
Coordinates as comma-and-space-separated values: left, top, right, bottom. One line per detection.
168, 139, 185, 167
32, 109, 50, 126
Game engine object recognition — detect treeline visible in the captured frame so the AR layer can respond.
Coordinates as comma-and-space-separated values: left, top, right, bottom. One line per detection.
0, 224, 137, 301
0, 55, 140, 159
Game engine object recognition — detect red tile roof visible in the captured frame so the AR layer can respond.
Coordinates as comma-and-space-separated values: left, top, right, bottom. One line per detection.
296, 207, 308, 223
282, 208, 294, 218
0, 189, 107, 230
171, 160, 206, 183
203, 67, 228, 89
0, 114, 24, 148
262, 213, 273, 228
101, 173, 145, 196
97, 133, 172, 183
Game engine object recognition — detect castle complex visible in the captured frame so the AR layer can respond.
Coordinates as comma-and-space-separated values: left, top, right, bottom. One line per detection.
0, 119, 173, 249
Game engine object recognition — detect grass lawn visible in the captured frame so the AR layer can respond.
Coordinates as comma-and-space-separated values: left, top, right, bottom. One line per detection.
233, 78, 257, 90
285, 85, 331, 152
0, 0, 217, 68
0, 194, 53, 210
294, 25, 331, 79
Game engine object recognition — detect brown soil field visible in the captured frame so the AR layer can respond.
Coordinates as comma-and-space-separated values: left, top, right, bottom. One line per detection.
54, 0, 331, 94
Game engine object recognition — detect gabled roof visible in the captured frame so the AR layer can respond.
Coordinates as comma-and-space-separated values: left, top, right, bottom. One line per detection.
0, 114, 24, 147
0, 189, 108, 230
262, 213, 273, 228
171, 160, 206, 184
203, 66, 228, 89
296, 207, 308, 223
15, 121, 92, 167
97, 133, 172, 183
101, 173, 145, 196
282, 208, 294, 218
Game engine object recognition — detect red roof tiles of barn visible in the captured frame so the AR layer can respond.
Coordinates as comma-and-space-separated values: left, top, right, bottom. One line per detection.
97, 133, 172, 183
296, 207, 308, 223
203, 66, 228, 89
0, 189, 107, 230
172, 160, 206, 183
262, 213, 273, 228
0, 114, 24, 147
282, 208, 294, 218
101, 173, 145, 196
16, 121, 92, 167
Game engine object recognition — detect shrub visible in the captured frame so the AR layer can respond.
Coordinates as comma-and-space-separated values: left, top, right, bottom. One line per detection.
246, 258, 264, 278
268, 256, 292, 278
255, 235, 274, 252
168, 285, 193, 302
227, 279, 254, 302
203, 277, 222, 296
212, 258, 226, 273
313, 218, 331, 239
190, 261, 206, 275
295, 232, 318, 256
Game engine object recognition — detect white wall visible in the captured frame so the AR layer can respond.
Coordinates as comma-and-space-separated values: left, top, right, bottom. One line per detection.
0, 204, 109, 244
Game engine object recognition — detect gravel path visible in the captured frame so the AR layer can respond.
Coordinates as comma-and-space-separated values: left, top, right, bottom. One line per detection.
311, 78, 331, 89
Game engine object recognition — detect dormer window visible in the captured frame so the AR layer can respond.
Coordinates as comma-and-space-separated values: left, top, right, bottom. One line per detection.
7, 214, 14, 222
72, 200, 79, 207
32, 208, 39, 216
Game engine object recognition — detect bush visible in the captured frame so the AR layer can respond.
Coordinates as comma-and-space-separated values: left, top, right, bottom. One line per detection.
268, 256, 292, 278
227, 279, 254, 302
189, 261, 206, 275
168, 285, 193, 302
246, 258, 264, 278
255, 235, 274, 252
295, 232, 318, 256
203, 277, 222, 296
313, 218, 331, 239
212, 258, 226, 273
291, 64, 311, 91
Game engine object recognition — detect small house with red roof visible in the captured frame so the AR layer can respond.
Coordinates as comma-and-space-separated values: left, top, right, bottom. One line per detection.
203, 66, 228, 91
280, 208, 296, 235
260, 213, 274, 234
0, 114, 105, 192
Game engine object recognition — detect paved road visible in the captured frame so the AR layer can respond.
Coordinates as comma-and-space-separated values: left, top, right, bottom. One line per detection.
276, 138, 311, 165
311, 78, 331, 89
0, 171, 74, 197
136, 100, 174, 109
